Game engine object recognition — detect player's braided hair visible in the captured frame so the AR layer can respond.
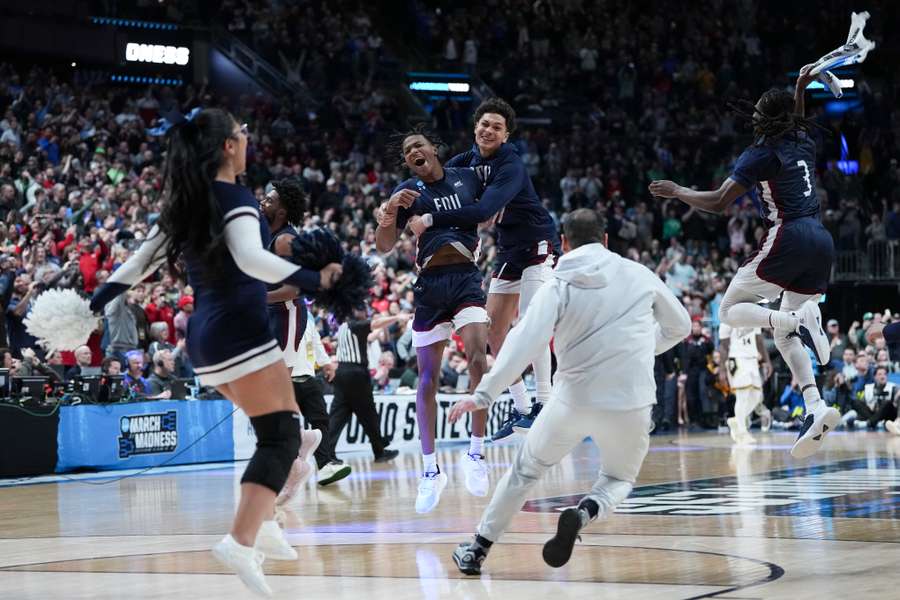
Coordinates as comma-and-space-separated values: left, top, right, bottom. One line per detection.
387, 123, 445, 169
271, 177, 307, 226
727, 88, 827, 144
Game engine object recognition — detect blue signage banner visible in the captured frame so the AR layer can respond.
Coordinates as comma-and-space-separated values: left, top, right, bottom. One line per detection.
56, 400, 235, 472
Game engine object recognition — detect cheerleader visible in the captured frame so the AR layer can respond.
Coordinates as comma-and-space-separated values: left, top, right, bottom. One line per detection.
89, 109, 340, 597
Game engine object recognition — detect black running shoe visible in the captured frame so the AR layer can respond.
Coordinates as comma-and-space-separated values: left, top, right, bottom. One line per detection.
452, 541, 487, 575
374, 449, 399, 463
542, 508, 583, 568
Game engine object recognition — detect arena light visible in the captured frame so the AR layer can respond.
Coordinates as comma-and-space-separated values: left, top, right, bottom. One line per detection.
110, 74, 183, 86
91, 16, 178, 30
806, 79, 855, 90
125, 43, 190, 66
836, 133, 859, 175
409, 81, 470, 93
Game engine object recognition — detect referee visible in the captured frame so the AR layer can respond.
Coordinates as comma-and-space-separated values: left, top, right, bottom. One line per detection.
329, 307, 409, 462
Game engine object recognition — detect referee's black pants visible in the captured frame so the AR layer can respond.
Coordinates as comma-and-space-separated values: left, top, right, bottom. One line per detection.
328, 363, 387, 457
292, 375, 337, 469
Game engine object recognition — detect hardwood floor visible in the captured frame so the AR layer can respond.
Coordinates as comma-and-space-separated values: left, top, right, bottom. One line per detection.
2, 429, 899, 599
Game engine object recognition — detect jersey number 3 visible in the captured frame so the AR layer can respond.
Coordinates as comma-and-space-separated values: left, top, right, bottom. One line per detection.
796, 160, 812, 198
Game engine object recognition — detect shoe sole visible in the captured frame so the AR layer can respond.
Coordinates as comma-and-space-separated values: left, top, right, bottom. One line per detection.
452, 549, 480, 575
415, 473, 448, 514
790, 407, 841, 459
511, 424, 531, 435
300, 429, 322, 462
799, 303, 830, 365
275, 461, 311, 506
317, 464, 352, 486
543, 508, 581, 568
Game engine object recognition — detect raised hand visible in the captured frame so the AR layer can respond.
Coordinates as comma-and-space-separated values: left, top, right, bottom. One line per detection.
648, 180, 682, 199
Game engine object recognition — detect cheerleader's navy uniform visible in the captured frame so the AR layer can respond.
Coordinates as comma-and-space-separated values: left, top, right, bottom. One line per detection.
91, 180, 322, 386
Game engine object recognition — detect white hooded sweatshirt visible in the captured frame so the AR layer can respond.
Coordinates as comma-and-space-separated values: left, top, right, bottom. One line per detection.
474, 243, 691, 411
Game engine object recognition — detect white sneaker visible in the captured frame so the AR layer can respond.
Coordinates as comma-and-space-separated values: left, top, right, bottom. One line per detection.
886, 420, 900, 436
212, 534, 272, 597
726, 417, 740, 443
254, 520, 297, 561
275, 429, 322, 506
461, 452, 489, 497
299, 428, 323, 463
737, 431, 757, 446
317, 461, 352, 486
275, 458, 312, 506
759, 408, 772, 433
415, 469, 448, 514
790, 402, 841, 459
792, 302, 830, 366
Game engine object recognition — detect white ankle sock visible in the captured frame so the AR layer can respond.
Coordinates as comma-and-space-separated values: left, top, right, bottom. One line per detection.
423, 452, 437, 475
802, 386, 823, 411
469, 436, 484, 456
508, 380, 529, 413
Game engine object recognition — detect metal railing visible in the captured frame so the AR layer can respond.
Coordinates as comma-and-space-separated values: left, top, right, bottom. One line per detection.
832, 240, 900, 281
210, 28, 316, 107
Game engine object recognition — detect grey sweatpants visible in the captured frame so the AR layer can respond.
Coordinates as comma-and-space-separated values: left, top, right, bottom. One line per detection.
477, 399, 652, 542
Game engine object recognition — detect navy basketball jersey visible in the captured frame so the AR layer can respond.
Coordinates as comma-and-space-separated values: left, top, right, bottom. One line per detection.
394, 167, 483, 269
730, 133, 819, 224
439, 143, 558, 250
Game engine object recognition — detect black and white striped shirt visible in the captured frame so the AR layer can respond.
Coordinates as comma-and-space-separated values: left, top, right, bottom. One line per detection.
336, 320, 371, 366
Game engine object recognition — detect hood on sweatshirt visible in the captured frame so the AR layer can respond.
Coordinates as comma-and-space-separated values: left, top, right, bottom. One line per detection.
552, 243, 618, 289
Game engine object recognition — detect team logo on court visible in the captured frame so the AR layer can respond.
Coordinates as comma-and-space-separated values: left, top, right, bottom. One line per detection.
118, 411, 178, 459
523, 459, 900, 518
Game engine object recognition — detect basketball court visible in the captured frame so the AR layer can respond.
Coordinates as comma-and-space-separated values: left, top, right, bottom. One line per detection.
2, 430, 898, 599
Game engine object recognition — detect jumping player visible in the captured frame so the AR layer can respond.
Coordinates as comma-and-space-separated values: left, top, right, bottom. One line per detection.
376, 126, 490, 513
649, 64, 838, 459
408, 98, 558, 440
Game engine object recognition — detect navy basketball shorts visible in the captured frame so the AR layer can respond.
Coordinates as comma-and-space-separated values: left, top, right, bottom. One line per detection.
733, 216, 835, 301
489, 238, 560, 294
411, 263, 488, 348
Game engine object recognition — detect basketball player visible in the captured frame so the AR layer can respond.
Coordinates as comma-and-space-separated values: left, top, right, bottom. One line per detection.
260, 178, 348, 502
90, 110, 342, 596
375, 126, 491, 513
719, 323, 773, 445
447, 209, 691, 574
649, 64, 838, 459
407, 98, 559, 440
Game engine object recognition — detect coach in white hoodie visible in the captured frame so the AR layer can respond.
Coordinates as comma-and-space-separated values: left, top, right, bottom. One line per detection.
449, 208, 691, 575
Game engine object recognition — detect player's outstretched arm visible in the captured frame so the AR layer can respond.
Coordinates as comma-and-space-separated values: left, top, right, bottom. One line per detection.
794, 64, 816, 117
648, 177, 747, 215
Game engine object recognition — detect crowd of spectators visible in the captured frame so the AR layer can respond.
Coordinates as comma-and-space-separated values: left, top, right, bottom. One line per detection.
1, 1, 898, 427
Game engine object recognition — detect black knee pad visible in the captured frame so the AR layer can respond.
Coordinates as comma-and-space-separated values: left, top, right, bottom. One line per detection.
241, 411, 301, 493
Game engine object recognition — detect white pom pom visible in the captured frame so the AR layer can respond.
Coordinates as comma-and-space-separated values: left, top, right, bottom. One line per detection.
24, 289, 100, 353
